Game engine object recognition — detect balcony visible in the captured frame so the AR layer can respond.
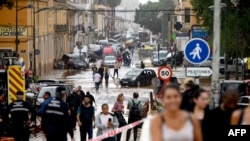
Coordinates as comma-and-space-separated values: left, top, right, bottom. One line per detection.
54, 0, 67, 3
69, 26, 77, 35
76, 24, 85, 33
54, 24, 68, 32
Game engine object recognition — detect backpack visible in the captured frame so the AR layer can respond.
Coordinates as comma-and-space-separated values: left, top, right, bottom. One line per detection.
129, 100, 141, 118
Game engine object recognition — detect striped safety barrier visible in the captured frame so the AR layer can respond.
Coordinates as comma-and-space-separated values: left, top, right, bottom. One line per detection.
8, 66, 25, 104
89, 119, 144, 141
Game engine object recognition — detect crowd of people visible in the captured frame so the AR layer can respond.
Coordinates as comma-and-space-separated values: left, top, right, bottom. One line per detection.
0, 84, 145, 141
140, 78, 249, 141
1, 74, 249, 141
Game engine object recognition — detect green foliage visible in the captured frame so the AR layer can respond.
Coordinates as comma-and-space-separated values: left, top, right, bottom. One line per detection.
33, 75, 39, 83
0, 0, 14, 9
106, 0, 121, 8
134, 0, 175, 34
190, 0, 250, 58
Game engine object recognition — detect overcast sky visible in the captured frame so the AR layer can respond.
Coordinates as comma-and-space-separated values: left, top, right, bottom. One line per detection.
139, 0, 159, 4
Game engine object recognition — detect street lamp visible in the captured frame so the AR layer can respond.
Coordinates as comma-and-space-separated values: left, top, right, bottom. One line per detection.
15, 2, 34, 53
231, 0, 240, 80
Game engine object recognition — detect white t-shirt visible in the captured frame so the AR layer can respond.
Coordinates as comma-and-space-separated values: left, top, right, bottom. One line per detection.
94, 73, 101, 82
100, 114, 113, 134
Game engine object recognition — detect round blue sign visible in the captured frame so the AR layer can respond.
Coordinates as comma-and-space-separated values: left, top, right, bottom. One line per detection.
184, 38, 210, 64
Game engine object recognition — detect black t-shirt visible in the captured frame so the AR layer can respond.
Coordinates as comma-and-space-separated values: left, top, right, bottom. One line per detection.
203, 107, 234, 141
79, 105, 94, 127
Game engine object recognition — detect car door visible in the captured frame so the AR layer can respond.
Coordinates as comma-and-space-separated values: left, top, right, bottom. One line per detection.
139, 70, 148, 85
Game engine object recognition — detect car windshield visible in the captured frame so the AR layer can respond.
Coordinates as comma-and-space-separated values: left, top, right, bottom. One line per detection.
38, 87, 56, 98
105, 56, 116, 60
126, 69, 142, 76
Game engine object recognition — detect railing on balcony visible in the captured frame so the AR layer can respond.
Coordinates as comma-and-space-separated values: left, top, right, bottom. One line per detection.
69, 26, 77, 35
76, 24, 85, 33
54, 24, 68, 32
54, 0, 67, 3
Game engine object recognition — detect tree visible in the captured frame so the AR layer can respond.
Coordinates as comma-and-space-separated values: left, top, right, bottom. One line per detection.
106, 0, 121, 8
134, 0, 175, 34
190, 0, 250, 58
0, 0, 14, 9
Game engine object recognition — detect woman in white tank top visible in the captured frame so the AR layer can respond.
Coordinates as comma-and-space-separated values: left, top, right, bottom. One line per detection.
150, 84, 203, 141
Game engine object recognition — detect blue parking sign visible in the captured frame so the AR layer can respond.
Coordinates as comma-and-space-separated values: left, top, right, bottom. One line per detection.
184, 38, 210, 64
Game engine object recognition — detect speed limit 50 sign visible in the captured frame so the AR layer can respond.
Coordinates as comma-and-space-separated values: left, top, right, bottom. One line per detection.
158, 66, 173, 81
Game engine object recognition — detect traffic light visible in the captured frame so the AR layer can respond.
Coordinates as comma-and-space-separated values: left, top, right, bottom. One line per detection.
174, 22, 182, 31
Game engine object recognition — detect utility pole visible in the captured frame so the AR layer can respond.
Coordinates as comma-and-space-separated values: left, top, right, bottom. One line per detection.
211, 0, 221, 108
15, 0, 18, 53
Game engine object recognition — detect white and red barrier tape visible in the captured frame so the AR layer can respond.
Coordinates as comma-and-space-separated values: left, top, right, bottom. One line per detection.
89, 119, 144, 141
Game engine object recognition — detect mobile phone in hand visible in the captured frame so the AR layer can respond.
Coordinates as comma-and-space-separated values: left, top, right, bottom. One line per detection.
108, 118, 112, 122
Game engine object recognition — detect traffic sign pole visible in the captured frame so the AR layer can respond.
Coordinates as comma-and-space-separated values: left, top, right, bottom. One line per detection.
157, 66, 172, 97
211, 0, 221, 108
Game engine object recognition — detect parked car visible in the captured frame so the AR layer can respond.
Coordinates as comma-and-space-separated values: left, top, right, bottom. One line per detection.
104, 56, 116, 68
237, 96, 250, 108
36, 84, 73, 108
120, 68, 156, 87
62, 54, 88, 70
163, 51, 184, 66
219, 80, 249, 103
151, 51, 168, 66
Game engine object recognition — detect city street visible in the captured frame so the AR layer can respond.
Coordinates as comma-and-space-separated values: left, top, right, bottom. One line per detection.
2, 0, 250, 140
29, 50, 189, 141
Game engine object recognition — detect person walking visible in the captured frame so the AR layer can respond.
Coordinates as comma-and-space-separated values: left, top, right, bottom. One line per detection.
77, 85, 85, 97
86, 91, 97, 107
192, 88, 210, 141
0, 90, 7, 137
150, 84, 202, 141
67, 88, 82, 130
77, 95, 95, 141
98, 64, 105, 85
94, 72, 101, 93
140, 61, 145, 69
113, 61, 120, 78
42, 86, 74, 141
204, 87, 238, 141
104, 67, 110, 89
231, 99, 250, 125
37, 91, 52, 116
112, 94, 127, 141
126, 92, 143, 141
180, 78, 198, 112
92, 64, 97, 81
6, 91, 36, 141
96, 103, 119, 141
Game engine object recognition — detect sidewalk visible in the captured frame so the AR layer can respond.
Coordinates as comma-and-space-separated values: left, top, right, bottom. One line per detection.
39, 69, 66, 80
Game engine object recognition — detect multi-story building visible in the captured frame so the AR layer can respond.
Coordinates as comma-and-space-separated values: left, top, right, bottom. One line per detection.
0, 0, 33, 69
0, 0, 96, 77
174, 0, 199, 51
93, 1, 111, 39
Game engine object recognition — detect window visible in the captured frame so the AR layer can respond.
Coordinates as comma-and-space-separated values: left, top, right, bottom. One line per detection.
184, 8, 190, 23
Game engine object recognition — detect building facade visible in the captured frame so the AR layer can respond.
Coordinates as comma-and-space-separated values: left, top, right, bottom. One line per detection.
0, 0, 32, 69
0, 0, 95, 77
